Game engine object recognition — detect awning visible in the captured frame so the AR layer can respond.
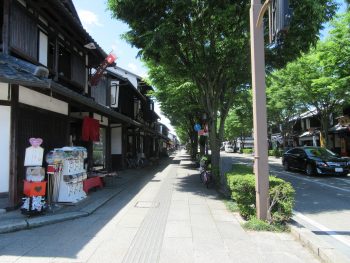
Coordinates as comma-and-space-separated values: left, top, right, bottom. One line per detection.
328, 124, 350, 134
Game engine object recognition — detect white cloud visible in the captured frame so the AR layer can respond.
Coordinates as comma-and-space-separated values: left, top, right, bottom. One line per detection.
78, 10, 103, 29
127, 63, 138, 72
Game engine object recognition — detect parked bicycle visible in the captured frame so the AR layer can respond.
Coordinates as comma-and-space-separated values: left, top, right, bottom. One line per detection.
125, 152, 147, 169
199, 156, 213, 188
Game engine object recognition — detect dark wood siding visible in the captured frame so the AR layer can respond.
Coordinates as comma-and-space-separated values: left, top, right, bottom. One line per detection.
71, 53, 85, 86
0, 2, 3, 43
16, 105, 68, 202
10, 4, 37, 60
119, 84, 134, 118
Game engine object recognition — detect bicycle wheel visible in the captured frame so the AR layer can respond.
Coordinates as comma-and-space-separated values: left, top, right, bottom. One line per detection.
200, 171, 206, 183
205, 172, 212, 189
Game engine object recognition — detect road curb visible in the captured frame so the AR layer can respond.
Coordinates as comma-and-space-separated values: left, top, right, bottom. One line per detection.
0, 183, 129, 234
0, 220, 28, 234
26, 211, 89, 228
0, 195, 115, 234
289, 221, 350, 263
228, 211, 350, 263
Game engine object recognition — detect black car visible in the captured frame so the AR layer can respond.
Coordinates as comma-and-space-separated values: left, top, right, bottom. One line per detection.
282, 147, 350, 176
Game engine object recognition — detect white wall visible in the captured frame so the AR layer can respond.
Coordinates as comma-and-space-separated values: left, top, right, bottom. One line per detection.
0, 83, 9, 100
93, 113, 109, 126
111, 127, 122, 154
114, 68, 138, 89
0, 106, 11, 193
19, 86, 68, 115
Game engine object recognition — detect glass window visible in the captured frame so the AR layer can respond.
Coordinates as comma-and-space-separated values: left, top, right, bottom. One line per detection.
110, 81, 119, 108
92, 128, 106, 169
304, 147, 337, 158
38, 30, 48, 66
287, 148, 298, 154
296, 149, 306, 157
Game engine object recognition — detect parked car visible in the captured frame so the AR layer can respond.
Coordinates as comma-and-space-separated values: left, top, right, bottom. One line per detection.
225, 145, 234, 153
282, 146, 350, 176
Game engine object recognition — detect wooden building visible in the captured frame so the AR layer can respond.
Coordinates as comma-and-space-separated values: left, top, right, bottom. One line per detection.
0, 0, 165, 209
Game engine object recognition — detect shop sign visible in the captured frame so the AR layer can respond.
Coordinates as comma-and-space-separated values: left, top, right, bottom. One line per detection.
24, 138, 44, 166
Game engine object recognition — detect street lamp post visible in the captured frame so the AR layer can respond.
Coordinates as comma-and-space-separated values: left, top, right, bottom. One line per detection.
250, 0, 270, 220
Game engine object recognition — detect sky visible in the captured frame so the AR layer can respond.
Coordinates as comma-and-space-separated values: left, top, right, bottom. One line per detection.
71, 0, 176, 134
72, 0, 347, 135
321, 0, 347, 38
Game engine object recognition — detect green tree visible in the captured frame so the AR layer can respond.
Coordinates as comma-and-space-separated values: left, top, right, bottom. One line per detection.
267, 70, 306, 147
267, 12, 350, 147
107, 0, 337, 174
146, 61, 203, 158
225, 90, 253, 149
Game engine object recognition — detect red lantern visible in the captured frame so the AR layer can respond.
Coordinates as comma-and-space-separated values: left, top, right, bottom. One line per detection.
106, 53, 117, 64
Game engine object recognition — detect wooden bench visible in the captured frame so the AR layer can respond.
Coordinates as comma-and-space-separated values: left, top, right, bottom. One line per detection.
83, 176, 103, 194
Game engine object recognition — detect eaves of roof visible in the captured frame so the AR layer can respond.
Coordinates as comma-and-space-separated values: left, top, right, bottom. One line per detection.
106, 68, 147, 102
54, 1, 107, 59
0, 54, 142, 127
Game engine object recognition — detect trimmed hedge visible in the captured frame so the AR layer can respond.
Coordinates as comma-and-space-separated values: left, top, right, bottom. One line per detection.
242, 148, 253, 154
226, 164, 295, 224
268, 148, 283, 158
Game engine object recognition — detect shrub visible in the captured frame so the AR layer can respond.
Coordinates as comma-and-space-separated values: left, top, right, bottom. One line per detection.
226, 164, 295, 224
268, 176, 295, 223
242, 148, 253, 154
268, 149, 282, 157
243, 217, 289, 232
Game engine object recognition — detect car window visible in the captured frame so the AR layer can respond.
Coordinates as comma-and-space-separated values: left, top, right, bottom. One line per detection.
296, 149, 306, 157
304, 148, 337, 158
287, 149, 299, 154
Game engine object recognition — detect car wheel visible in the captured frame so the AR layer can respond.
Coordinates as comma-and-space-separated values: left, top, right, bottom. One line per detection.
283, 161, 290, 171
306, 163, 315, 176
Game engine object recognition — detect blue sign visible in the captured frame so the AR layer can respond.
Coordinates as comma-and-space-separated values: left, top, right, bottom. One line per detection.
194, 124, 201, 131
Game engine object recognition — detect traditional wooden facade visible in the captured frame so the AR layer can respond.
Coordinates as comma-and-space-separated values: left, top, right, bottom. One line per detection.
0, 0, 166, 208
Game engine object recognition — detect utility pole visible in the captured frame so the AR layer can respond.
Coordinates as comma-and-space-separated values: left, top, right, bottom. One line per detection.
250, 0, 269, 220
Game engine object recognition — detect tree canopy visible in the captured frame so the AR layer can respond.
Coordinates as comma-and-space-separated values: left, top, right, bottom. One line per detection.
145, 61, 203, 157
267, 12, 350, 146
107, 0, 338, 172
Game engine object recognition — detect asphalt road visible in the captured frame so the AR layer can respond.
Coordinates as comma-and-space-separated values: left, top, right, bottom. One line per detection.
220, 152, 350, 259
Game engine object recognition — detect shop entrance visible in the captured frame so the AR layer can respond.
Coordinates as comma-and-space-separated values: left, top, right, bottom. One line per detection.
16, 105, 68, 204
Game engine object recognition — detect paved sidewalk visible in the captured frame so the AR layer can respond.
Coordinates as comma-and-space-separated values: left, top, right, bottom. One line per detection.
0, 165, 155, 234
0, 151, 327, 262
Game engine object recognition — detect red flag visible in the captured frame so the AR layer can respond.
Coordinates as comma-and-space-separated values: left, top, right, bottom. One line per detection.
90, 53, 117, 86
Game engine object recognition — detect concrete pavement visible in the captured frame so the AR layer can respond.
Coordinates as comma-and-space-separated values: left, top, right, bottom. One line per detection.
0, 150, 331, 262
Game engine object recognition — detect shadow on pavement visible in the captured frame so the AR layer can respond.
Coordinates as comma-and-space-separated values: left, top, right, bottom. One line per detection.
0, 156, 177, 261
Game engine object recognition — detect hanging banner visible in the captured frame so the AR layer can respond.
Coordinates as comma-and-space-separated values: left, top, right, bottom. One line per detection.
90, 52, 117, 87
198, 130, 208, 136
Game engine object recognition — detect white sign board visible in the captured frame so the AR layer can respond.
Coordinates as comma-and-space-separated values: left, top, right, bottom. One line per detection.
24, 146, 44, 166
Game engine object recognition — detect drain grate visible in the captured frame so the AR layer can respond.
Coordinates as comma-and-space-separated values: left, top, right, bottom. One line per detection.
135, 201, 160, 208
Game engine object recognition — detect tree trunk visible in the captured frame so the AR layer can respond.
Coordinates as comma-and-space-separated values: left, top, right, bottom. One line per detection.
320, 113, 329, 148
190, 131, 198, 159
199, 135, 206, 155
208, 119, 221, 182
